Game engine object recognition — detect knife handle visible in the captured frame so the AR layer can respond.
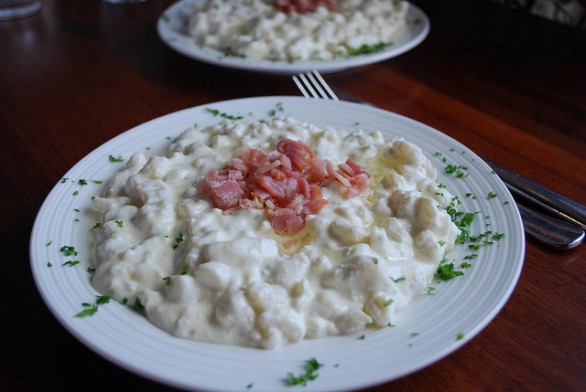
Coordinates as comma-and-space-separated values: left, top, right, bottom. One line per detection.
485, 158, 586, 230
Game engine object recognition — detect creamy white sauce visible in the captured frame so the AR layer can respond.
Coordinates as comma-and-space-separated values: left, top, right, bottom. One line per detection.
188, 0, 409, 62
91, 116, 459, 349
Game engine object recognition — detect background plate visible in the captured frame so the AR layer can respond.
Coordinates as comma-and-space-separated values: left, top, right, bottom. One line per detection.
157, 0, 430, 75
31, 96, 524, 392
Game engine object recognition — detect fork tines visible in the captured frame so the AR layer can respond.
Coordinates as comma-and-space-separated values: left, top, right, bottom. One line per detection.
293, 70, 339, 101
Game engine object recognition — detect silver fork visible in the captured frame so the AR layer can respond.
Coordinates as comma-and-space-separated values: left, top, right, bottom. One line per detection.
292, 70, 584, 249
292, 70, 339, 101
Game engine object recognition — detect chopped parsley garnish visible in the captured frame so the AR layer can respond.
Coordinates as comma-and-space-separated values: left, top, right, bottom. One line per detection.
63, 260, 80, 267
174, 232, 184, 249
372, 257, 379, 264
90, 222, 102, 231
435, 152, 468, 178
348, 42, 389, 56
457, 332, 465, 340
60, 177, 69, 184
47, 261, 53, 268
163, 276, 172, 286
74, 295, 111, 318
460, 262, 472, 269
383, 298, 394, 307
453, 211, 476, 244
493, 232, 505, 240
206, 107, 244, 120
75, 303, 98, 318
487, 191, 498, 199
60, 245, 78, 257
46, 240, 52, 247
92, 180, 103, 184
286, 358, 323, 386
357, 334, 366, 340
78, 179, 88, 186
269, 102, 284, 116
87, 267, 96, 273
115, 219, 124, 228
108, 154, 124, 163
436, 263, 464, 281
427, 286, 436, 295
180, 265, 190, 275
133, 297, 145, 311
72, 190, 79, 196
391, 276, 406, 283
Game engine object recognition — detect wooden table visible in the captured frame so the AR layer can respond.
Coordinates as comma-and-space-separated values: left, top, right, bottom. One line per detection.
1, 1, 585, 390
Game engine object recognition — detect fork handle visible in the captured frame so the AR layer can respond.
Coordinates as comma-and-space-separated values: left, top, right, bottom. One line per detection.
485, 159, 586, 230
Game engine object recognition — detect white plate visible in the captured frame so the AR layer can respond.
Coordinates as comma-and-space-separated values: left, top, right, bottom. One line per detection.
30, 97, 524, 392
157, 0, 430, 75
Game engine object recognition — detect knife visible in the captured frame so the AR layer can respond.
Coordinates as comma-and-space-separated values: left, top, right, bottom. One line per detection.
485, 158, 586, 231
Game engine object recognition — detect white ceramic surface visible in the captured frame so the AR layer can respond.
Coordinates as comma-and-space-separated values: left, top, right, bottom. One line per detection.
157, 0, 430, 74
31, 97, 524, 392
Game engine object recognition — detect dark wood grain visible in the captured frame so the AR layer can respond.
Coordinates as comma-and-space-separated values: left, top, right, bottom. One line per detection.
1, 1, 584, 391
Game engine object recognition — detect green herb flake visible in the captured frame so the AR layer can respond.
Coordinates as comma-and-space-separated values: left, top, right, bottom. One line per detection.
357, 334, 366, 340
493, 232, 505, 240
487, 191, 498, 199
457, 332, 465, 340
427, 286, 436, 295
383, 298, 394, 307
74, 295, 111, 318
87, 267, 96, 273
96, 295, 111, 305
90, 222, 102, 231
372, 257, 379, 264
60, 177, 69, 184
92, 180, 103, 184
78, 179, 88, 186
115, 219, 124, 228
174, 232, 184, 249
286, 358, 323, 386
205, 107, 244, 120
46, 240, 52, 247
63, 260, 80, 267
47, 261, 53, 268
72, 190, 79, 196
163, 276, 173, 286
269, 102, 284, 116
391, 276, 406, 283
75, 303, 98, 318
348, 42, 389, 56
436, 263, 464, 281
460, 262, 472, 269
180, 265, 190, 275
60, 245, 78, 257
108, 154, 124, 163
133, 297, 145, 311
